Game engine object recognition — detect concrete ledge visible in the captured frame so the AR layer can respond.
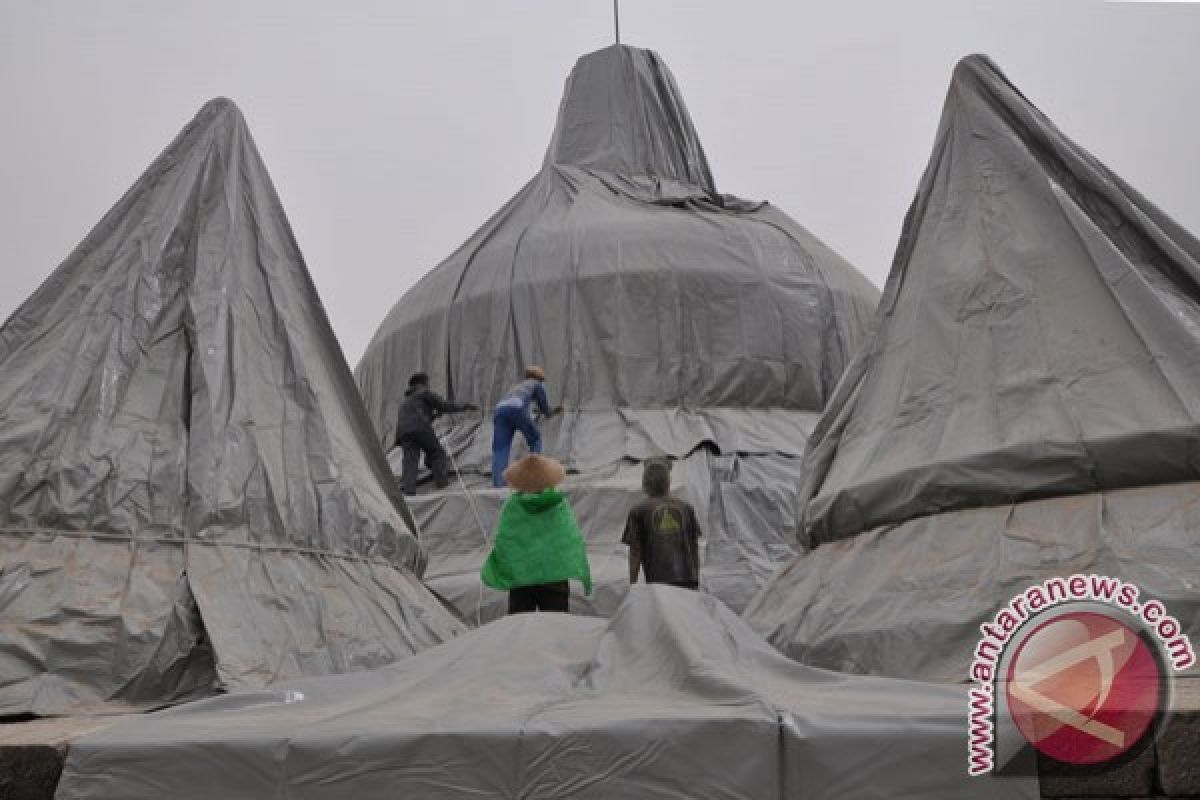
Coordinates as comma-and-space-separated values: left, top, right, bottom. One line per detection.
0, 746, 63, 800
1040, 747, 1157, 797
0, 716, 132, 800
1158, 680, 1200, 797
1038, 677, 1200, 799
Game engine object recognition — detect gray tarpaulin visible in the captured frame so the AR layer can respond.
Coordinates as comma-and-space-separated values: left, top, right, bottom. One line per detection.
0, 99, 463, 716
355, 44, 877, 616
55, 586, 1035, 800
745, 55, 1200, 681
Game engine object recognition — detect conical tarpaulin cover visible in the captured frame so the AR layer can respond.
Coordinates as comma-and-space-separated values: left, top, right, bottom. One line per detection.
355, 45, 878, 619
797, 54, 1200, 548
0, 99, 463, 715
745, 55, 1200, 680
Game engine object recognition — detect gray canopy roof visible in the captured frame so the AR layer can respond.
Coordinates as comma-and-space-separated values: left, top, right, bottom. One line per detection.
797, 54, 1200, 548
355, 44, 878, 454
0, 99, 462, 715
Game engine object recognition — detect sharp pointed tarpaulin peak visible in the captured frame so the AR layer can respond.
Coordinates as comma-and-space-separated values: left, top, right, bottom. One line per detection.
190, 96, 248, 130
953, 53, 1002, 79
199, 95, 241, 115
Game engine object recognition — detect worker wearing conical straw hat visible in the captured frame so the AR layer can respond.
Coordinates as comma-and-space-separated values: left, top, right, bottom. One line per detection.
481, 454, 591, 613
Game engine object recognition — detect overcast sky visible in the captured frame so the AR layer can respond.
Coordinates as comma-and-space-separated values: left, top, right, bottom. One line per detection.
1, 0, 1197, 365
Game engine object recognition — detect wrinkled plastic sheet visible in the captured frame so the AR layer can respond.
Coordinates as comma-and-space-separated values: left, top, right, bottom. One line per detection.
747, 481, 1200, 682
185, 546, 462, 686
56, 586, 1035, 800
402, 431, 808, 622
797, 55, 1200, 548
0, 98, 462, 715
0, 536, 459, 715
355, 45, 877, 450
0, 534, 216, 716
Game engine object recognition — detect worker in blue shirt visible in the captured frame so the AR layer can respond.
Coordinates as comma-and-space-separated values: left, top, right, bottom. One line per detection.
492, 365, 563, 487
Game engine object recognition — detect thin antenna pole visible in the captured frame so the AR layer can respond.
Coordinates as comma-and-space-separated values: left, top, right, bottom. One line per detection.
613, 0, 620, 44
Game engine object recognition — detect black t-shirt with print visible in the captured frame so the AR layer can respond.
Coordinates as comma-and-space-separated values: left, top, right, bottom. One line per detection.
621, 495, 702, 585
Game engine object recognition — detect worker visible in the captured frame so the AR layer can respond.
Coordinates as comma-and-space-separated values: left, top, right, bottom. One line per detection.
481, 454, 591, 613
394, 372, 478, 495
491, 365, 562, 488
622, 458, 703, 589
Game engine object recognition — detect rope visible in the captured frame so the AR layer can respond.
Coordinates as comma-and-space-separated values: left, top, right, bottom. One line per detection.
437, 422, 494, 627
0, 526, 413, 569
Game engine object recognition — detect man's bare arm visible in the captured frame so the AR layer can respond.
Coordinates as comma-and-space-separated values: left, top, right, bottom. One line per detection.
628, 544, 641, 585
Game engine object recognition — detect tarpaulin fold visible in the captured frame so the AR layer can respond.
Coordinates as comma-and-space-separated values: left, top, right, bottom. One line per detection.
0, 98, 463, 715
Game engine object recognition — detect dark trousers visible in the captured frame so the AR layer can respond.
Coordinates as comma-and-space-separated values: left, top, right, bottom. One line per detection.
508, 581, 569, 614
397, 428, 448, 495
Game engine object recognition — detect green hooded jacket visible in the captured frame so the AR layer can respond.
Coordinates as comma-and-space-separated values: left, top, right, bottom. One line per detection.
481, 489, 592, 594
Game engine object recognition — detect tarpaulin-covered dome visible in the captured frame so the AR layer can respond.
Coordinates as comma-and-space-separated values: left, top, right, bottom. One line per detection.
0, 99, 463, 716
354, 45, 878, 620
745, 55, 1200, 681
356, 44, 878, 448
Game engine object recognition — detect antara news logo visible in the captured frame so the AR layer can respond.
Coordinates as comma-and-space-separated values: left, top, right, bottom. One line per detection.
967, 574, 1195, 776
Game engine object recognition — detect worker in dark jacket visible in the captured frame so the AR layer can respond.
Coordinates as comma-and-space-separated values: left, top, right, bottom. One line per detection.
395, 373, 477, 495
622, 458, 703, 589
491, 365, 563, 488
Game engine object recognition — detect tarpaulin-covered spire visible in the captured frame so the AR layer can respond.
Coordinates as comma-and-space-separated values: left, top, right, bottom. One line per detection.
357, 43, 877, 450
544, 45, 715, 190
798, 54, 1200, 547
0, 98, 463, 715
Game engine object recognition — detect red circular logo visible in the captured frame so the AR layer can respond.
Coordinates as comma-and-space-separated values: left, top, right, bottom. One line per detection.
1006, 611, 1162, 765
